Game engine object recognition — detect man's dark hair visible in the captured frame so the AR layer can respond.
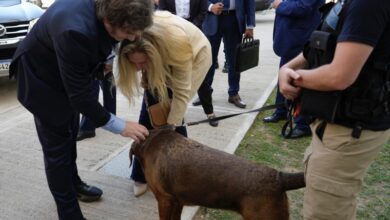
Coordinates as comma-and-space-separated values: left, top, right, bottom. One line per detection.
96, 0, 153, 31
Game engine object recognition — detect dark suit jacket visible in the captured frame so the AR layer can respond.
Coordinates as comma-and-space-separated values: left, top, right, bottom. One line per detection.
10, 0, 114, 126
202, 0, 256, 36
273, 0, 325, 58
158, 0, 208, 29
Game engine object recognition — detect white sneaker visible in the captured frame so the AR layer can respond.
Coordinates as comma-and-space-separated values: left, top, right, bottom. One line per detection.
133, 182, 148, 197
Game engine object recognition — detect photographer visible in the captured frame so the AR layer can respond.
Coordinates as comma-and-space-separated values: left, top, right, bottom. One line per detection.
279, 0, 390, 219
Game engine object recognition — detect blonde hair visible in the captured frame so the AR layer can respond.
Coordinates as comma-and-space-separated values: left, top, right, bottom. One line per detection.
117, 13, 193, 104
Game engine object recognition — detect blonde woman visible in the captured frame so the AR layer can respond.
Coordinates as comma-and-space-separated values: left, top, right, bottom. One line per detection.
117, 11, 212, 196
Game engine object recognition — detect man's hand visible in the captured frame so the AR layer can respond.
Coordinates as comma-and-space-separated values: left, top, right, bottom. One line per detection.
211, 3, 224, 15
244, 29, 254, 38
279, 67, 302, 100
121, 121, 149, 143
271, 0, 282, 9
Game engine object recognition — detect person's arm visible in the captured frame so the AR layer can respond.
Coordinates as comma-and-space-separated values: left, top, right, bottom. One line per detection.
162, 26, 194, 126
279, 42, 374, 99
192, 0, 208, 28
53, 30, 110, 127
54, 31, 148, 142
275, 0, 319, 18
245, 0, 256, 37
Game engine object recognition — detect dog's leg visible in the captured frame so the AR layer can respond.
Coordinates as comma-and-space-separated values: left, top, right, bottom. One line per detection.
157, 196, 183, 220
170, 201, 183, 220
239, 195, 289, 220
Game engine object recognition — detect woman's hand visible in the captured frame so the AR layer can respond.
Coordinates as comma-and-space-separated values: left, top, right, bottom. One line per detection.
121, 121, 149, 143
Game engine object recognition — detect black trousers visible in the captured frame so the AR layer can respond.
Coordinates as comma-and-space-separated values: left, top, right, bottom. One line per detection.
34, 113, 84, 220
197, 78, 214, 115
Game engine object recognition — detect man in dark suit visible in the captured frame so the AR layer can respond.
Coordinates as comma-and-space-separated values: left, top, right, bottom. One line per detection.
202, 0, 256, 109
9, 0, 152, 219
263, 0, 324, 139
159, 0, 207, 29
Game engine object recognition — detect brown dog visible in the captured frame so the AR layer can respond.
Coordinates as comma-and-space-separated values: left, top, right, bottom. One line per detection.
130, 129, 305, 220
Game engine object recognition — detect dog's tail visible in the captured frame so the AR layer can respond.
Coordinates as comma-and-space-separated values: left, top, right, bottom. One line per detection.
278, 172, 305, 191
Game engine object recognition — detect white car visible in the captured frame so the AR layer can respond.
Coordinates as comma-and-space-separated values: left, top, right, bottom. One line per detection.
0, 0, 43, 78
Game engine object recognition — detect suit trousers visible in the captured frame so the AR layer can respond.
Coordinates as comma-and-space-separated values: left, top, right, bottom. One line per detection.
205, 12, 242, 97
79, 72, 116, 131
130, 89, 187, 183
34, 113, 84, 220
303, 120, 390, 220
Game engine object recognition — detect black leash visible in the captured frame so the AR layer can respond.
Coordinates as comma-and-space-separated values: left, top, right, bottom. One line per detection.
281, 100, 296, 138
184, 103, 286, 126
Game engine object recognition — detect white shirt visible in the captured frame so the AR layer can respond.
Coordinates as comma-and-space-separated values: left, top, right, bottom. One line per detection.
175, 0, 190, 19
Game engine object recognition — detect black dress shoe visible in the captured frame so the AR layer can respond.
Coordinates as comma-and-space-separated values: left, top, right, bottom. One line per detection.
263, 113, 287, 123
76, 130, 96, 141
192, 97, 201, 106
222, 61, 229, 73
207, 114, 219, 127
76, 181, 103, 202
228, 94, 246, 108
289, 127, 312, 139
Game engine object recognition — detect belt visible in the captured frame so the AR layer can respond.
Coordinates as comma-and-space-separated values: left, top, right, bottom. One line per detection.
221, 10, 235, 15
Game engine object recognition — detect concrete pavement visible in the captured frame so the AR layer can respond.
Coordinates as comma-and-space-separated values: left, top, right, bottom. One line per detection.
0, 11, 279, 220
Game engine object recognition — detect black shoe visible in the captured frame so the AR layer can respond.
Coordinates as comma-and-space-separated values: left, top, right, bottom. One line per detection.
222, 61, 229, 73
192, 98, 201, 106
289, 127, 312, 139
207, 114, 219, 127
263, 113, 287, 123
76, 181, 103, 202
228, 94, 246, 108
76, 130, 96, 141
215, 62, 219, 69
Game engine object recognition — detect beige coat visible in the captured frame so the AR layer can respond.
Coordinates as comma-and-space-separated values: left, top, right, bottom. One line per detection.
153, 11, 212, 125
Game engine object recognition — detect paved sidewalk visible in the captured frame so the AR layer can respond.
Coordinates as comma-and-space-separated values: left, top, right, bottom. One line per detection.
0, 11, 279, 220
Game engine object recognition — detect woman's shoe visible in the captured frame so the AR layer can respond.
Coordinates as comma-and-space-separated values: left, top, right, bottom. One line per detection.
207, 114, 219, 127
133, 182, 148, 197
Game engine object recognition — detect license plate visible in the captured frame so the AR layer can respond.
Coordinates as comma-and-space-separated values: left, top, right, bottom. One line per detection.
0, 62, 10, 71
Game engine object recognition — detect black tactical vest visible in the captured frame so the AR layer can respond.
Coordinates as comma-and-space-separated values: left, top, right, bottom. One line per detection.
300, 0, 390, 138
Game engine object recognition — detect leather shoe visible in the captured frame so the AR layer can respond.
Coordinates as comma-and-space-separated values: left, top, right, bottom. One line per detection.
289, 127, 312, 139
263, 113, 287, 123
222, 61, 229, 73
207, 114, 219, 127
192, 97, 201, 106
228, 94, 246, 108
76, 181, 103, 202
133, 182, 148, 197
76, 130, 96, 141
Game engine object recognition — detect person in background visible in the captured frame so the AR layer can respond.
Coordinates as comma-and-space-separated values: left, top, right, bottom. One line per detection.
263, 0, 324, 139
9, 0, 152, 219
77, 53, 117, 141
159, 0, 218, 127
202, 0, 256, 109
116, 11, 212, 197
279, 0, 390, 219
